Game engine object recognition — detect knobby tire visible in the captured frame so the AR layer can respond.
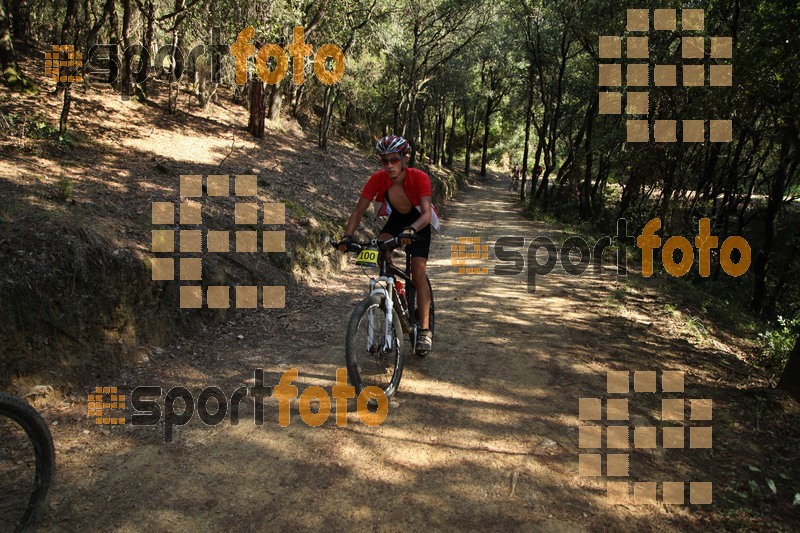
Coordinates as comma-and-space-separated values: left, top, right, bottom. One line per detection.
0, 392, 56, 533
345, 294, 404, 399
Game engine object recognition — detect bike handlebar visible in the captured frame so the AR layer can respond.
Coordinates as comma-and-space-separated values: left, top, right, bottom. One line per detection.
329, 235, 413, 253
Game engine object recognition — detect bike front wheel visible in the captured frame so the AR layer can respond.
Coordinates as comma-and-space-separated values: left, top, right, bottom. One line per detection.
345, 294, 404, 399
0, 392, 56, 533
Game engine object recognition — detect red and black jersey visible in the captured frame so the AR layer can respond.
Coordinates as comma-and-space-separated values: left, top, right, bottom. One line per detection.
360, 167, 441, 231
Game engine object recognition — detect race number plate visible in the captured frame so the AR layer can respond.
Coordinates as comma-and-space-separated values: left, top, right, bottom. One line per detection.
355, 248, 379, 266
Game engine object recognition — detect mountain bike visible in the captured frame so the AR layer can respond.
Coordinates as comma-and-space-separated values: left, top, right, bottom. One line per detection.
0, 391, 56, 533
332, 236, 435, 399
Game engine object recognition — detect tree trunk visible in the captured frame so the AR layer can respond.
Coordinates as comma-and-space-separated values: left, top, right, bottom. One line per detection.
167, 30, 180, 113
80, 0, 90, 48
617, 164, 644, 220
435, 96, 446, 166
480, 92, 492, 177
108, 39, 119, 85
520, 64, 535, 200
778, 337, 800, 403
109, 0, 120, 41
0, 0, 32, 90
446, 98, 456, 167
56, 0, 78, 131
463, 102, 479, 176
416, 102, 426, 164
432, 99, 442, 166
135, 0, 155, 101
406, 87, 418, 166
120, 0, 133, 99
9, 0, 30, 49
85, 0, 115, 51
60, 0, 77, 44
580, 96, 598, 219
59, 85, 72, 134
107, 3, 120, 87
319, 85, 335, 148
248, 78, 266, 137
165, 0, 188, 111
751, 124, 799, 312
267, 83, 282, 121
532, 131, 548, 205
291, 83, 305, 118
591, 153, 609, 217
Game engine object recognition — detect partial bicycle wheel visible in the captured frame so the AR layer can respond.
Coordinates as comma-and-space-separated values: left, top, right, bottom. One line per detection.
0, 392, 56, 533
406, 275, 435, 354
345, 294, 404, 399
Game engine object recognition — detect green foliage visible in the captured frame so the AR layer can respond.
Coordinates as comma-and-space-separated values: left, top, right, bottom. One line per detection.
28, 119, 55, 140
686, 315, 709, 339
57, 177, 74, 202
767, 479, 777, 495
0, 111, 74, 149
51, 131, 76, 150
1, 66, 37, 94
744, 468, 800, 508
23, 117, 76, 149
757, 315, 800, 371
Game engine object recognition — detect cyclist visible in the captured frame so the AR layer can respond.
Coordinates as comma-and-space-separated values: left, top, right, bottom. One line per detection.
338, 135, 439, 355
509, 164, 520, 191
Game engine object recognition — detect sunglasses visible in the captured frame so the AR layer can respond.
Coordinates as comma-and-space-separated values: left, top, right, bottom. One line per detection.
380, 156, 403, 166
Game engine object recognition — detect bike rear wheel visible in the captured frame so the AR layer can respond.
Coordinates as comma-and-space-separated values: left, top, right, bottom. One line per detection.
345, 294, 404, 399
0, 392, 56, 533
406, 275, 435, 354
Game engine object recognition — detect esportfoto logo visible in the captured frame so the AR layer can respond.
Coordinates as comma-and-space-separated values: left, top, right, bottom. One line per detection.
90, 368, 388, 442
452, 217, 750, 292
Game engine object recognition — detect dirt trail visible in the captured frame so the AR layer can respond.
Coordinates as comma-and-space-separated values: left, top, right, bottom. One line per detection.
31, 175, 743, 531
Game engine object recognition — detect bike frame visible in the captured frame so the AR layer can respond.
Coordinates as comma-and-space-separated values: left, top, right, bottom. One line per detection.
362, 241, 415, 353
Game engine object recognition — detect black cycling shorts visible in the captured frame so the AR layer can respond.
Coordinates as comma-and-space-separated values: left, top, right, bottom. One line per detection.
380, 211, 432, 259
